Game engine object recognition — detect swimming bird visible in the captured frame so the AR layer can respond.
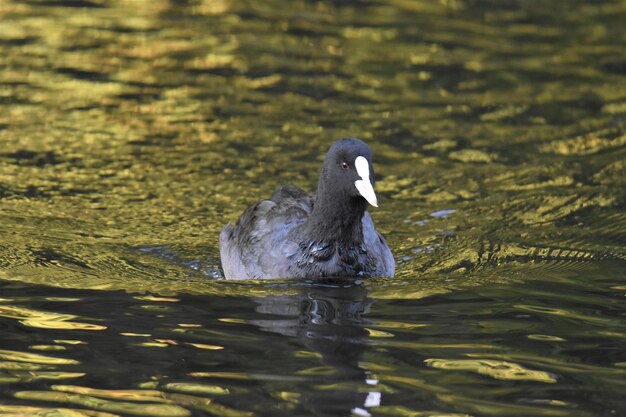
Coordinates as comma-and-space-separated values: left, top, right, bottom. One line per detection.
219, 138, 394, 279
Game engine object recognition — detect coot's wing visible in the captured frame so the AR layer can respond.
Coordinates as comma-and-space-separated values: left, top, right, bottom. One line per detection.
362, 212, 395, 277
219, 186, 314, 279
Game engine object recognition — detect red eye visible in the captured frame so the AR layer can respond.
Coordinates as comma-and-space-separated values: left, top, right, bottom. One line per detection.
340, 162, 349, 170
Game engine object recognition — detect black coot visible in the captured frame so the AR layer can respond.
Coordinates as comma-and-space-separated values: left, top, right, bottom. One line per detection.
219, 138, 394, 279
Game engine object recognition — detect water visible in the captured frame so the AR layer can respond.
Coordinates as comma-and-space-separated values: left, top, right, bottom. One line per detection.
1, 0, 625, 416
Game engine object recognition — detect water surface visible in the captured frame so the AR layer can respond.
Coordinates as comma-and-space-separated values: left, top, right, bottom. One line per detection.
0, 0, 625, 416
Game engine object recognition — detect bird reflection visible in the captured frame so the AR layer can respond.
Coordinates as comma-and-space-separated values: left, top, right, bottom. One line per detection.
251, 279, 380, 416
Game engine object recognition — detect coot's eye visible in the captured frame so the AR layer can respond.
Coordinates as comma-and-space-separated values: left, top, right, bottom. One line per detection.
340, 162, 349, 170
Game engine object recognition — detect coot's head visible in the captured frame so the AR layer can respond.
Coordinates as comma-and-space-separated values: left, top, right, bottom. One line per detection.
320, 138, 378, 207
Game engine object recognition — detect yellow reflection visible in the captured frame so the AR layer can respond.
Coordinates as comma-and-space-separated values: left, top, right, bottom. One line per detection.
186, 343, 224, 350
217, 318, 246, 324
370, 320, 429, 330
192, 0, 231, 16
13, 371, 86, 382
235, 74, 282, 90
54, 340, 87, 345
134, 296, 180, 302
296, 366, 336, 376
0, 305, 106, 331
293, 350, 321, 359
374, 405, 472, 417
139, 342, 169, 348
469, 352, 626, 376
272, 391, 300, 403
20, 318, 106, 331
190, 372, 249, 379
435, 393, 573, 416
29, 345, 67, 351
425, 358, 557, 383
14, 391, 190, 417
527, 334, 566, 342
0, 405, 120, 417
365, 328, 395, 338
52, 385, 166, 403
381, 375, 447, 394
0, 361, 44, 370
540, 132, 626, 155
480, 105, 528, 122
603, 101, 626, 114
154, 339, 178, 345
0, 349, 78, 365
186, 54, 245, 71
164, 392, 253, 417
164, 383, 229, 395
448, 149, 495, 163
315, 382, 396, 394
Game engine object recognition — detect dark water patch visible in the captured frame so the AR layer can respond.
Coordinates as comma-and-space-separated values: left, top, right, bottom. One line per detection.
23, 185, 50, 199
0, 185, 11, 199
31, 248, 92, 270
55, 67, 109, 82
29, 0, 107, 8
115, 92, 163, 103
2, 150, 62, 167
601, 59, 626, 75
128, 134, 179, 147
0, 37, 39, 46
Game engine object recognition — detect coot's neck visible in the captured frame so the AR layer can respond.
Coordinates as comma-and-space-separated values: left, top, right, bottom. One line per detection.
303, 181, 367, 245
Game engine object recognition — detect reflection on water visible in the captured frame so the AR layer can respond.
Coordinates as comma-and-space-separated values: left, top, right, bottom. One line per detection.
0, 0, 625, 415
251, 281, 374, 416
1, 264, 625, 416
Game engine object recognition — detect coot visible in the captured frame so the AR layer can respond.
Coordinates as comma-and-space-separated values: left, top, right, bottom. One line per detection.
219, 138, 394, 279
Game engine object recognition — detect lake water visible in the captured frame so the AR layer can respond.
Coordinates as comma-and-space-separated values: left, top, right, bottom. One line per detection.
0, 0, 625, 416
